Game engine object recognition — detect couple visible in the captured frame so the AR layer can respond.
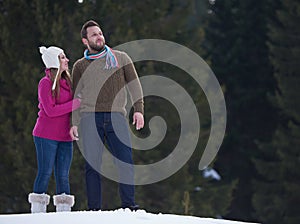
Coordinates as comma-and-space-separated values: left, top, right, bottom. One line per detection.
28, 20, 144, 213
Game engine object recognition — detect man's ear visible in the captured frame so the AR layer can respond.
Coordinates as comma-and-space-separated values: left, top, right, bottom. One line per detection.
82, 38, 88, 45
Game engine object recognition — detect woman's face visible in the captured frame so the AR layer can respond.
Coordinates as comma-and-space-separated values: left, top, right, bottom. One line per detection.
59, 53, 69, 72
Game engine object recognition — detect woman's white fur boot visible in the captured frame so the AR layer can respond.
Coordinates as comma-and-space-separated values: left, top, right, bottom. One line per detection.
28, 193, 50, 213
53, 193, 75, 212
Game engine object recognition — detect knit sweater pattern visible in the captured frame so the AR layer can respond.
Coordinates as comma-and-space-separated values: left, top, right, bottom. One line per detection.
72, 50, 144, 125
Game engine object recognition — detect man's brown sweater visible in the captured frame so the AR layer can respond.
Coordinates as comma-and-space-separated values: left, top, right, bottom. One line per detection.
71, 50, 144, 125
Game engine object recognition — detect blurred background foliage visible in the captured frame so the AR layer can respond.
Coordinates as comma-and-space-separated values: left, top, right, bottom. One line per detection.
0, 0, 299, 223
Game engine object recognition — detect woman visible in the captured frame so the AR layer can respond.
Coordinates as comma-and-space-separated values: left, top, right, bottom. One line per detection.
28, 46, 80, 213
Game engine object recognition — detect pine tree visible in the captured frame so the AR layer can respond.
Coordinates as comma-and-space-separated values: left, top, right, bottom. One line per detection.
204, 0, 278, 221
0, 0, 42, 212
253, 0, 300, 223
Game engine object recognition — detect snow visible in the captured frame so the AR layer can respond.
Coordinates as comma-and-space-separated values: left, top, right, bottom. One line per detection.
0, 209, 260, 224
203, 168, 221, 181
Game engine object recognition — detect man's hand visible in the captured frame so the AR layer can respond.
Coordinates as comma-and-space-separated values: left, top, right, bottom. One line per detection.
70, 125, 79, 141
133, 112, 144, 130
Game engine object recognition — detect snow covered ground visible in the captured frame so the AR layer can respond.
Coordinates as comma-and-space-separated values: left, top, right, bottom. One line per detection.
0, 209, 260, 224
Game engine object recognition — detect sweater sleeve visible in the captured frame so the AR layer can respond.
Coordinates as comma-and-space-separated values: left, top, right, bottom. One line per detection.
72, 60, 82, 92
38, 78, 80, 118
122, 52, 144, 115
71, 60, 85, 126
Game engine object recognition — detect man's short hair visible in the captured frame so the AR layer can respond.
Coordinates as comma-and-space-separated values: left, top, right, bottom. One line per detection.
81, 20, 100, 39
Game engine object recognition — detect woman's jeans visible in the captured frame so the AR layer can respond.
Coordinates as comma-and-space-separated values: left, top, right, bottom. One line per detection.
33, 136, 73, 194
80, 112, 135, 210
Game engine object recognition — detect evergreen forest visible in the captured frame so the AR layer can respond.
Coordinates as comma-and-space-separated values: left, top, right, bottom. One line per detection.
0, 1, 299, 223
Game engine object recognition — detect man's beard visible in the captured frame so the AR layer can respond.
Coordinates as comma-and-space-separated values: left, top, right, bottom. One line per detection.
88, 40, 105, 52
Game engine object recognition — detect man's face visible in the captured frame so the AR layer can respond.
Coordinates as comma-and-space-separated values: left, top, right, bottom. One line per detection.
84, 26, 105, 52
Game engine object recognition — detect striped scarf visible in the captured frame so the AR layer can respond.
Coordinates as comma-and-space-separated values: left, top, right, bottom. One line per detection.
84, 45, 119, 69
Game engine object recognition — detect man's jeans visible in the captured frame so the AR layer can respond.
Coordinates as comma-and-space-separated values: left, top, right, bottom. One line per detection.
80, 112, 135, 210
33, 136, 73, 194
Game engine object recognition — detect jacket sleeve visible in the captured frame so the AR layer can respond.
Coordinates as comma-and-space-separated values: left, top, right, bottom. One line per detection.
38, 78, 80, 118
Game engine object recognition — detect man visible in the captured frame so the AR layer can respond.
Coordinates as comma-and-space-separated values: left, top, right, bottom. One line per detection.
70, 20, 144, 211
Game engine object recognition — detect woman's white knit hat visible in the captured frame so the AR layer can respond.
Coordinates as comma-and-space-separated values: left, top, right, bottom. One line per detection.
39, 46, 63, 69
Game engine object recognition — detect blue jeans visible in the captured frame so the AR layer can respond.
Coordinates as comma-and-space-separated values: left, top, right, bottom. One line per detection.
33, 136, 73, 194
80, 112, 135, 210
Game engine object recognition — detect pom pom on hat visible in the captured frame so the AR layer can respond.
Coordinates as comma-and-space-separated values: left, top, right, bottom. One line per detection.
39, 46, 47, 55
39, 46, 64, 69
